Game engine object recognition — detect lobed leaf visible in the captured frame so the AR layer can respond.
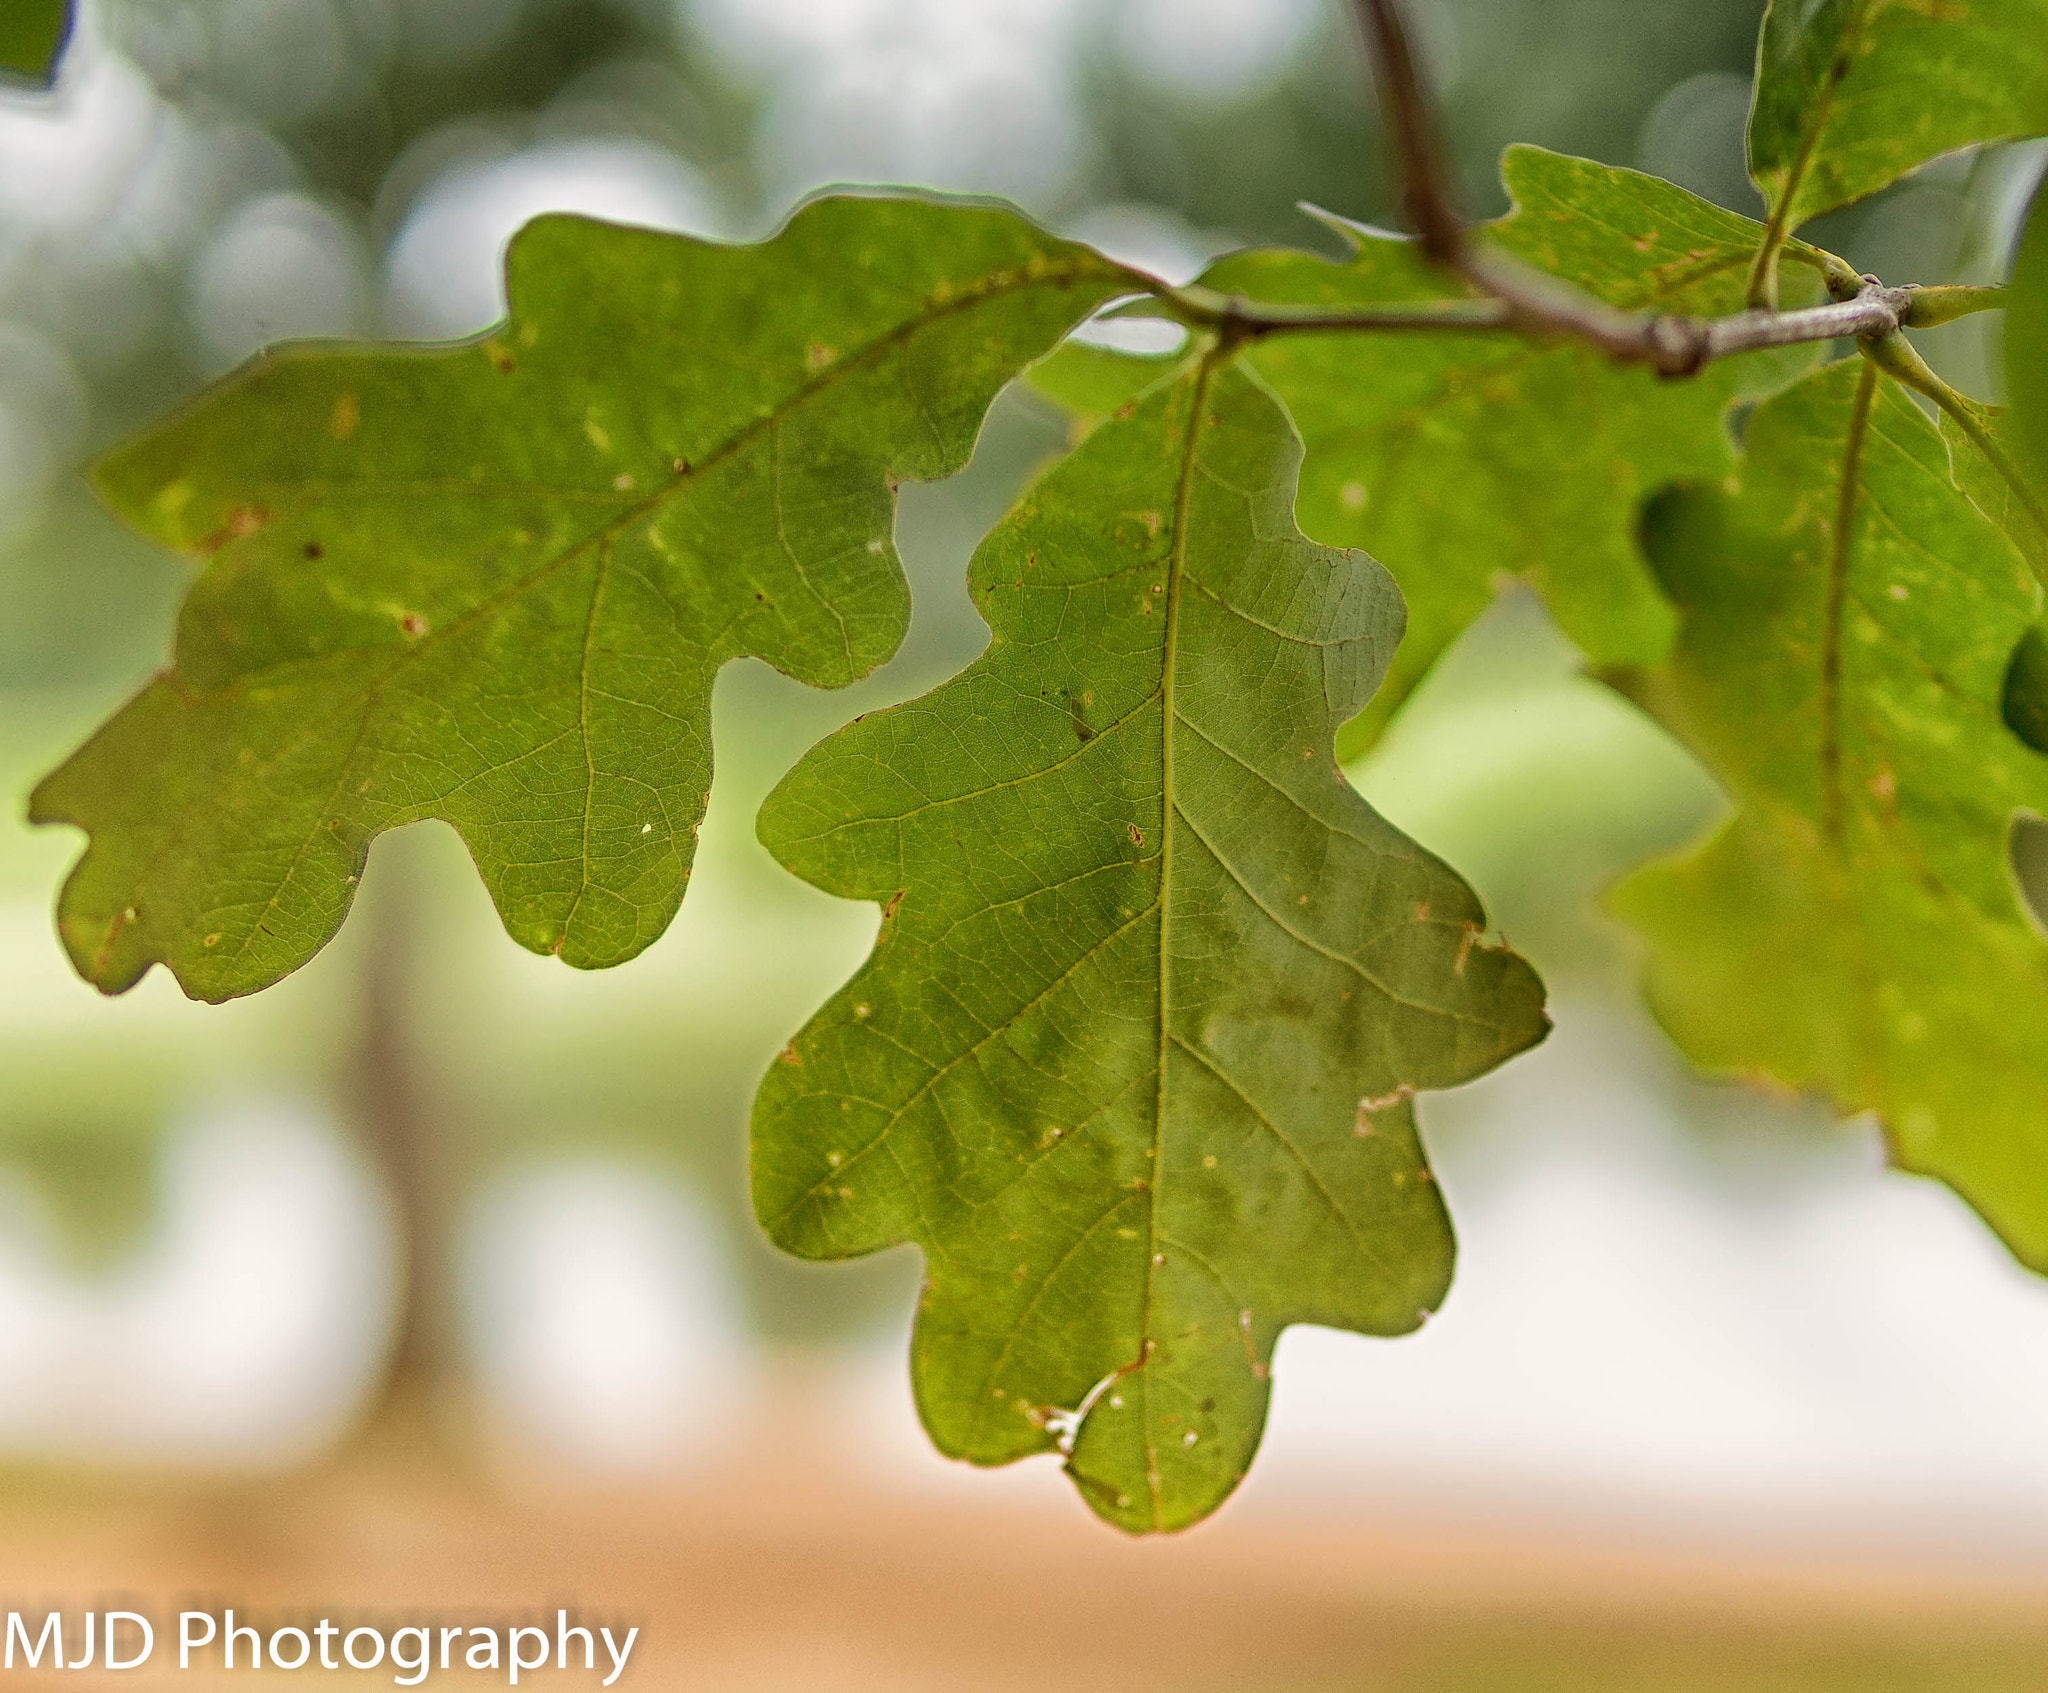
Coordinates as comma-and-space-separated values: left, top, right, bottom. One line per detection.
33, 199, 1142, 1001
1748, 0, 2048, 234
753, 356, 1547, 1532
1035, 149, 1820, 758
1611, 357, 2048, 1267
1939, 403, 2048, 581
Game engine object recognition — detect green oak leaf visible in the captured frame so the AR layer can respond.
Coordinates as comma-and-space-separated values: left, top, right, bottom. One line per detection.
33, 199, 1141, 1001
1611, 356, 2048, 1267
1035, 147, 1820, 758
1938, 404, 2047, 580
0, 0, 71, 85
1748, 0, 2048, 234
752, 356, 1548, 1533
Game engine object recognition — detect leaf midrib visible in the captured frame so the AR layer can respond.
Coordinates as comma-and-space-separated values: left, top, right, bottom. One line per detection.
1763, 0, 1879, 223
1136, 347, 1219, 1529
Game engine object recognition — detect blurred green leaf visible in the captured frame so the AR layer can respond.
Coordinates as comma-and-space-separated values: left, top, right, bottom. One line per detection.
1612, 357, 2048, 1268
753, 358, 1547, 1532
1748, 0, 2048, 233
1938, 402, 2048, 579
0, 0, 71, 86
1035, 149, 1819, 758
2011, 184, 2048, 496
34, 200, 1139, 1002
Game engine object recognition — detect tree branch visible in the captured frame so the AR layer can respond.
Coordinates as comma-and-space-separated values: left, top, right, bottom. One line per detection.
1163, 286, 1511, 339
1159, 274, 1928, 374
1138, 0, 2010, 378
1349, 0, 1463, 267
1321, 0, 2006, 379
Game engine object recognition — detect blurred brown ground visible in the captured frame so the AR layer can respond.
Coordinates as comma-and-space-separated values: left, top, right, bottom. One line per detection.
2, 1362, 2047, 1692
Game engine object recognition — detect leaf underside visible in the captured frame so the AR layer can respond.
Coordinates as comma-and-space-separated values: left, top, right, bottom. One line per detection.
1748, 0, 2048, 231
1035, 148, 1821, 758
33, 199, 1140, 1001
1611, 358, 2048, 1268
753, 357, 1547, 1532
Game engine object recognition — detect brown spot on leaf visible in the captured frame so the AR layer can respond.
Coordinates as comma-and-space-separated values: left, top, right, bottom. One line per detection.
195, 505, 270, 555
329, 393, 360, 440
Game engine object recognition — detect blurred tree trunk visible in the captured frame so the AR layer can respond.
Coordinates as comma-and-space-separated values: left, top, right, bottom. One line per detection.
342, 841, 452, 1449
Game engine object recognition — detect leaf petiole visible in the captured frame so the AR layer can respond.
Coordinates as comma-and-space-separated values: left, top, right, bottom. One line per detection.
1863, 330, 2048, 542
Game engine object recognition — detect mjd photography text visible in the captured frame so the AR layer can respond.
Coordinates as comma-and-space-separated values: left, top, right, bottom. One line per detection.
4, 1608, 638, 1683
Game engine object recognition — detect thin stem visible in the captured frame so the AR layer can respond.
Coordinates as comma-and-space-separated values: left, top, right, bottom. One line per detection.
1745, 191, 1813, 315
1745, 205, 1795, 314
1863, 330, 2048, 540
1138, 0, 2013, 387
1164, 285, 1510, 338
1902, 283, 2009, 329
1786, 243, 1868, 297
1744, 3, 1870, 308
1159, 275, 1925, 376
1348, 0, 1463, 266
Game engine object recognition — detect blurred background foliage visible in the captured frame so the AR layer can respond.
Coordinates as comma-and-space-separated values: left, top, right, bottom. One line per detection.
0, 0, 2042, 1465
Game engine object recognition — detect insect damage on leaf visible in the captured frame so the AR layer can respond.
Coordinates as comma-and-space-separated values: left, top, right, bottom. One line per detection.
753, 355, 1547, 1533
1611, 357, 2048, 1268
31, 198, 1145, 1001
1032, 147, 1825, 760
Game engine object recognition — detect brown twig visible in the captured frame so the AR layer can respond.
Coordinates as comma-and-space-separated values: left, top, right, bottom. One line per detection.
1287, 0, 1967, 377
1161, 272, 1925, 377
1144, 0, 2006, 377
